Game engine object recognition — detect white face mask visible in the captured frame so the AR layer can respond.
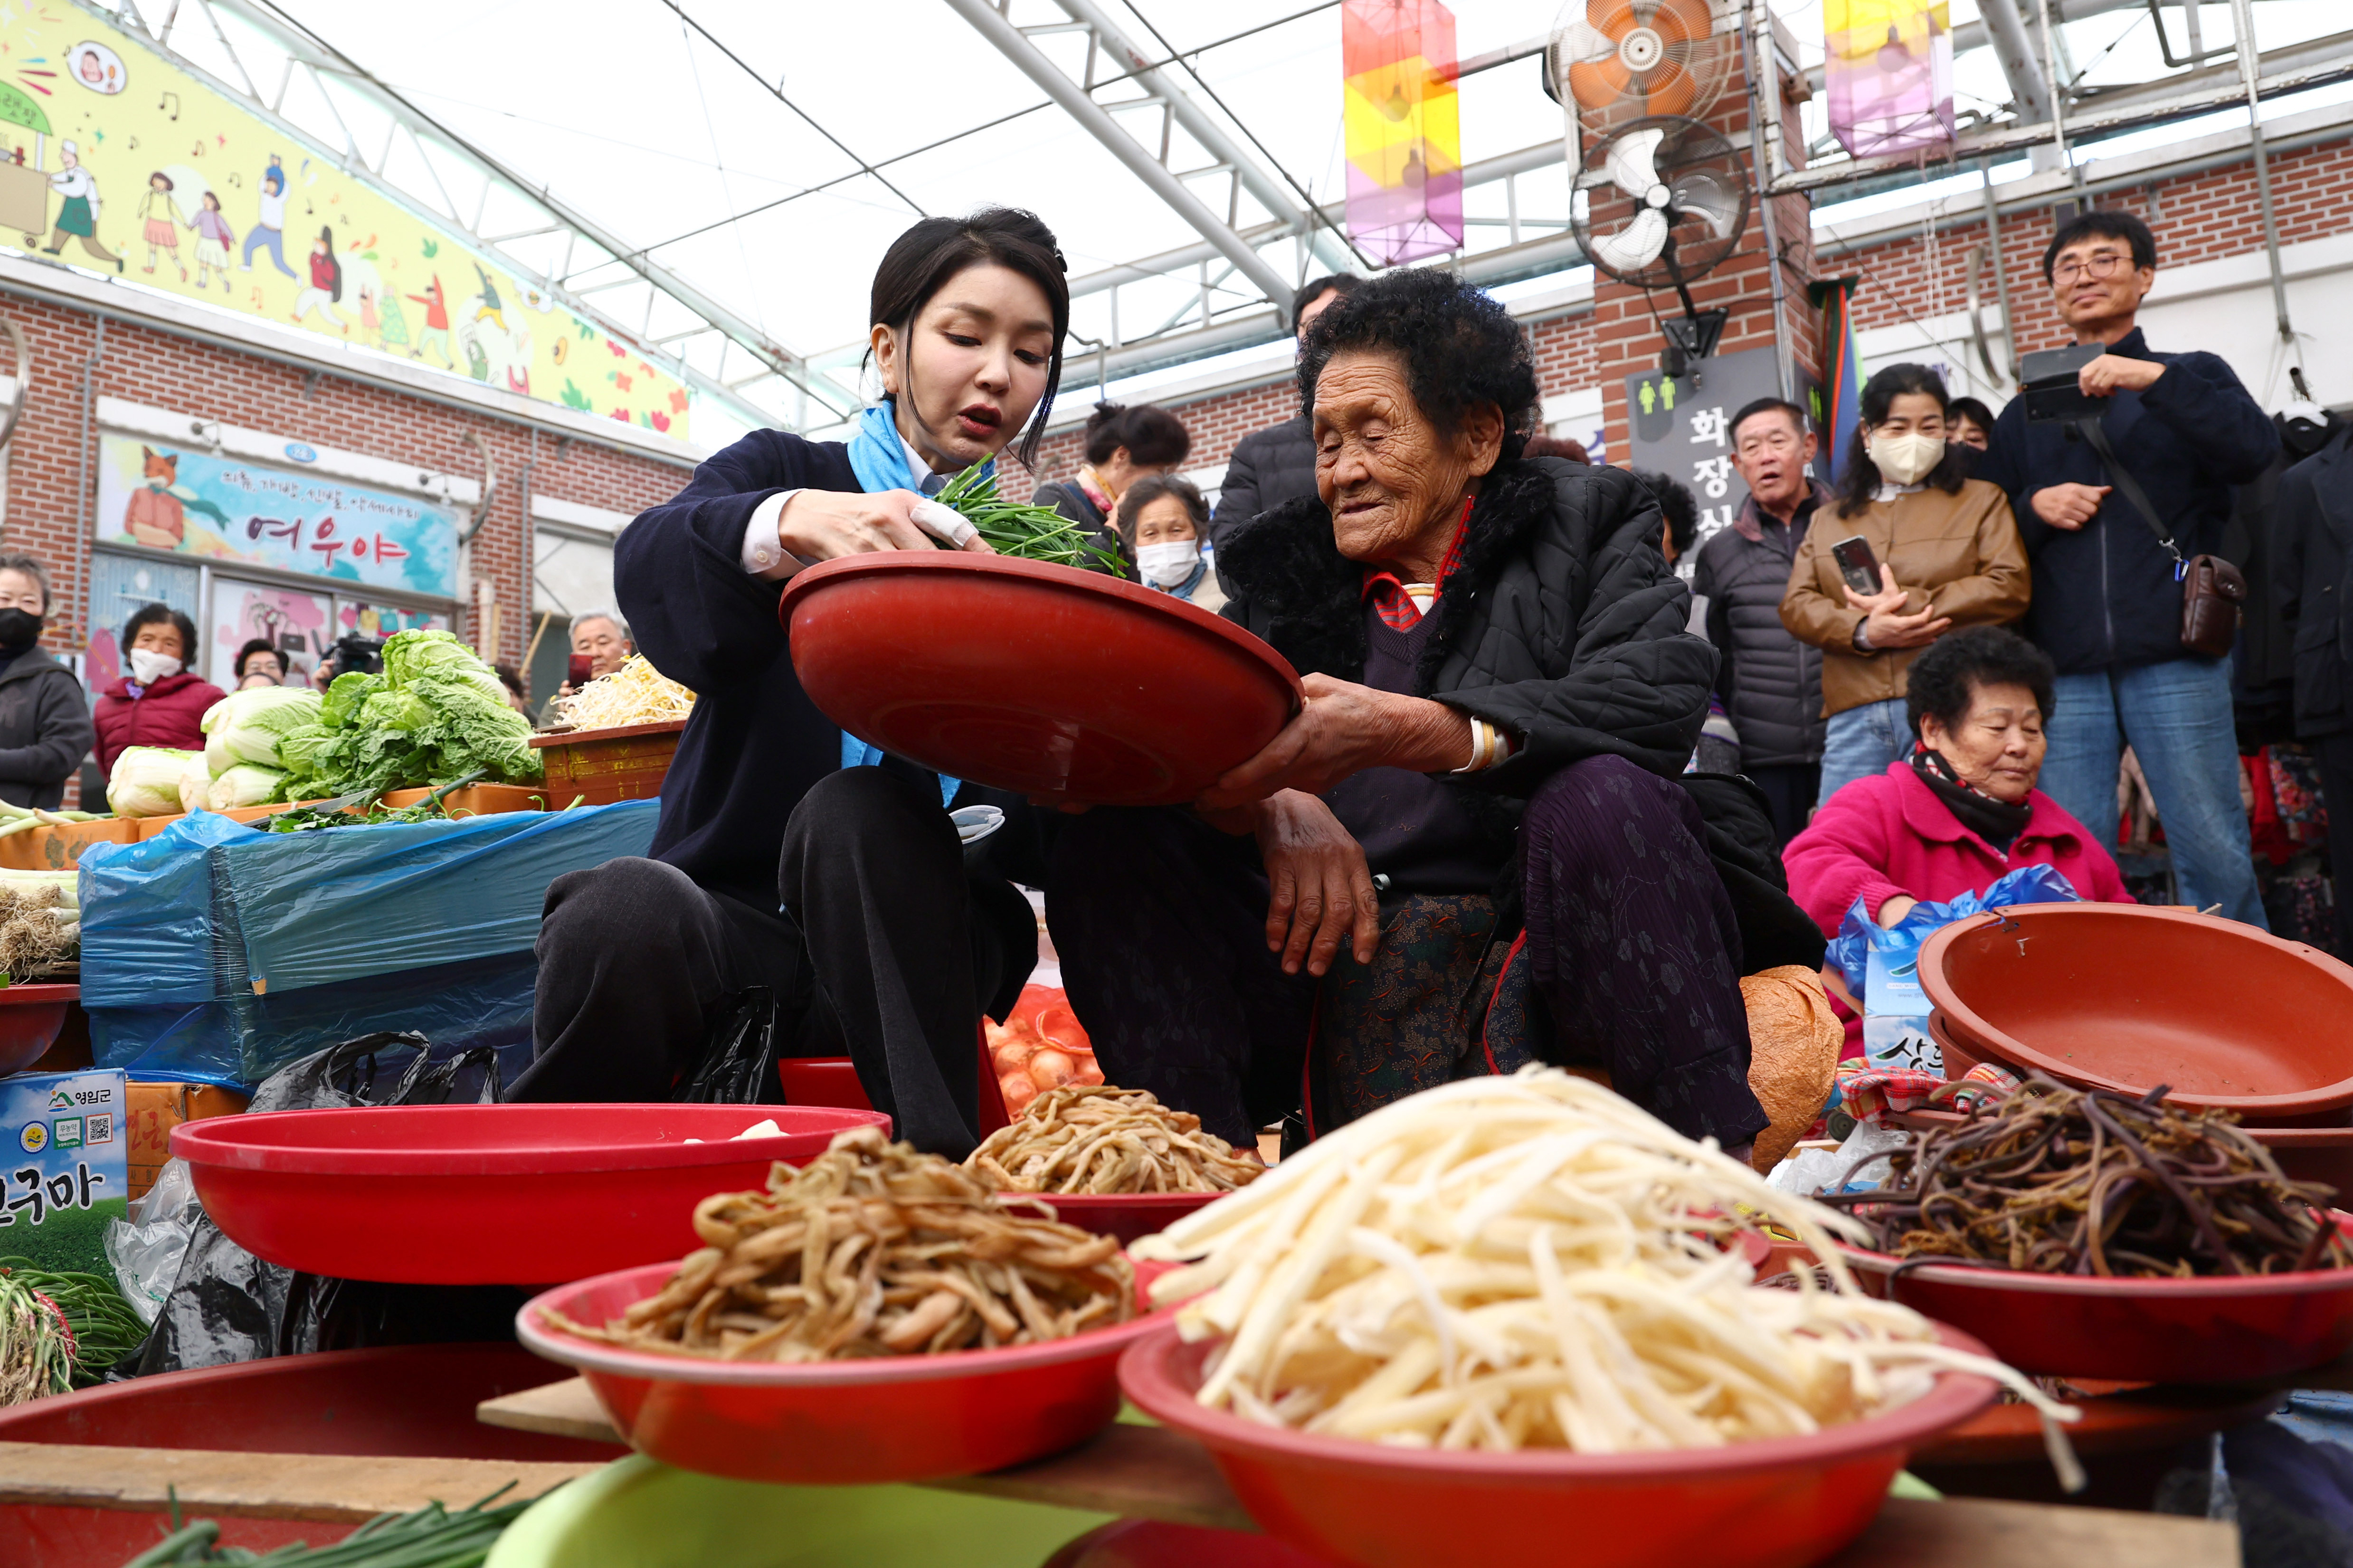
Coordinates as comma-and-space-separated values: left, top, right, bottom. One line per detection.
128, 648, 183, 685
1867, 430, 1946, 486
1135, 539, 1201, 589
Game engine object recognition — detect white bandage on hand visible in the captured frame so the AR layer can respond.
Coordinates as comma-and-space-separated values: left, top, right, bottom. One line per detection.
909, 498, 978, 549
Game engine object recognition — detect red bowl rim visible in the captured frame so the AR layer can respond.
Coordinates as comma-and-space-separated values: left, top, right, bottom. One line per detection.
518, 1259, 1172, 1387
166, 1103, 892, 1176
778, 552, 1303, 704
1116, 1320, 1999, 1481
1835, 1228, 2353, 1299
1919, 906, 2353, 1115
0, 982, 78, 1004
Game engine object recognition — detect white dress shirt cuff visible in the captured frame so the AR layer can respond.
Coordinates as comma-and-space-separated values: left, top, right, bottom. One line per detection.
741, 490, 802, 581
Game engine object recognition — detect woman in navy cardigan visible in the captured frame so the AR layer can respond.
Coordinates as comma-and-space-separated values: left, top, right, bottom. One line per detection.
512, 208, 1071, 1156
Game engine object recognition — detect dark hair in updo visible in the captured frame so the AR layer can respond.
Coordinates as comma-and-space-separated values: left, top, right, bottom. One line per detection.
1297, 269, 1539, 458
1905, 626, 2057, 740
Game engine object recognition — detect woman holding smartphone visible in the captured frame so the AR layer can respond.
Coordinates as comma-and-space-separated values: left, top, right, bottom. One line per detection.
1781, 363, 2030, 805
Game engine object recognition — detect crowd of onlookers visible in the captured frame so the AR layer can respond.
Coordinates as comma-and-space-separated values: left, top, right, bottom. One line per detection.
0, 204, 2343, 968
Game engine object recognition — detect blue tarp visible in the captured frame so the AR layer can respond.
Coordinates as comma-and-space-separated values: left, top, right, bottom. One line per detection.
79, 801, 657, 1084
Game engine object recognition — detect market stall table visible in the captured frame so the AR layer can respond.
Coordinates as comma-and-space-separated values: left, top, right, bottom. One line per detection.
469, 1379, 2233, 1567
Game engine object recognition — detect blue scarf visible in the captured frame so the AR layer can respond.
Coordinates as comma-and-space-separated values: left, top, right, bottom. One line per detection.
838, 398, 961, 806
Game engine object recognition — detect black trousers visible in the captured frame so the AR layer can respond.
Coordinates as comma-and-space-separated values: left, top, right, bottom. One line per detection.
511, 768, 1036, 1157
1744, 762, 1821, 850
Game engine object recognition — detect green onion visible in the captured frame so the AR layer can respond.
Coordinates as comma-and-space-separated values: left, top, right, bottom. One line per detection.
0, 1259, 148, 1386
935, 462, 1128, 577
116, 1485, 540, 1565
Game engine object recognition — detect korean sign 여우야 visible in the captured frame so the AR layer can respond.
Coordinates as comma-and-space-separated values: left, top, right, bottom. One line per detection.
95, 435, 459, 600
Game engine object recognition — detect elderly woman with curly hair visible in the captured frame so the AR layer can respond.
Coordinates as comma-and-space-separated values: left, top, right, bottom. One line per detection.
1049, 270, 1824, 1156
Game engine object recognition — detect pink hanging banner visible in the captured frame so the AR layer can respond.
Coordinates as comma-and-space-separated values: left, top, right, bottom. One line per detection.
1824, 0, 1955, 158
1343, 0, 1464, 266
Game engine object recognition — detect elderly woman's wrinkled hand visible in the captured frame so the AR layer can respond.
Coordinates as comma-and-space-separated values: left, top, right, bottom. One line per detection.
1247, 789, 1381, 977
1195, 674, 1476, 813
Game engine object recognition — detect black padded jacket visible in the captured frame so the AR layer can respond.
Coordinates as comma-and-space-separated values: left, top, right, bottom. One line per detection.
1220, 456, 1714, 796
1210, 415, 1318, 554
1692, 485, 1828, 769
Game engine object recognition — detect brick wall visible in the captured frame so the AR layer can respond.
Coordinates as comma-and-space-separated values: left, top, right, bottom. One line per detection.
0, 287, 690, 683
1834, 135, 2353, 355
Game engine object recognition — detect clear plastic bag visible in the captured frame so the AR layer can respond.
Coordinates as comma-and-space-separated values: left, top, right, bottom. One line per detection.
1766, 1119, 1912, 1199
104, 1158, 203, 1327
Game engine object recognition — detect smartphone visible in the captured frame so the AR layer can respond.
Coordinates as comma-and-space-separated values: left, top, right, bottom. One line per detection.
567, 653, 595, 688
1831, 535, 1882, 598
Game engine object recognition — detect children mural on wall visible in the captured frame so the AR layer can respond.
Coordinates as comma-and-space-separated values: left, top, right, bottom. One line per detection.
241, 156, 296, 278
137, 170, 185, 279
292, 224, 345, 332
30, 141, 122, 271
189, 189, 234, 292
409, 274, 453, 367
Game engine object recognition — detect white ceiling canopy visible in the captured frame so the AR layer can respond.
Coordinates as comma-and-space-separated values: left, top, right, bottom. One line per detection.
102, 0, 2348, 446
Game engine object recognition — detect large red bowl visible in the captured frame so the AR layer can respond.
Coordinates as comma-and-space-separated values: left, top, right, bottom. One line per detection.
781, 553, 1301, 806
1014, 1189, 1228, 1247
518, 1257, 1171, 1485
1838, 1241, 2353, 1382
1920, 904, 2353, 1119
1118, 1323, 1998, 1568
172, 1103, 889, 1285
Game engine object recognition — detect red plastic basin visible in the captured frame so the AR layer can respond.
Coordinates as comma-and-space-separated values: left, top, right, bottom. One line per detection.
172, 1103, 890, 1285
781, 553, 1301, 806
1015, 1191, 1227, 1248
518, 1257, 1172, 1485
0, 982, 76, 1075
1118, 1323, 1998, 1568
1838, 1238, 2353, 1382
0, 1344, 616, 1567
1921, 905, 2353, 1118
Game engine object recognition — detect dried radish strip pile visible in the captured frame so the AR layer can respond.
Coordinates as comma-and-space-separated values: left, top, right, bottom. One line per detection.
966, 1085, 1265, 1196
1132, 1068, 2082, 1472
545, 1126, 1134, 1361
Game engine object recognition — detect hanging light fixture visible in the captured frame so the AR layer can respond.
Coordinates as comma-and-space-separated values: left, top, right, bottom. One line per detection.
1823, 0, 1955, 158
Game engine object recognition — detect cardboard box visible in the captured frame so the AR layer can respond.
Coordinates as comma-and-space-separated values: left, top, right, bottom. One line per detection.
126, 1081, 248, 1199
0, 1069, 129, 1275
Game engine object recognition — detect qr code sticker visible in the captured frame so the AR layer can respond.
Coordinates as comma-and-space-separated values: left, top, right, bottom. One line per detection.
84, 1112, 113, 1146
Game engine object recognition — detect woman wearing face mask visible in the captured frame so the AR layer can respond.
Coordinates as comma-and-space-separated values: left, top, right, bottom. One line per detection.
514, 208, 1069, 1159
1782, 364, 2029, 803
0, 555, 95, 809
1113, 475, 1224, 613
93, 603, 226, 777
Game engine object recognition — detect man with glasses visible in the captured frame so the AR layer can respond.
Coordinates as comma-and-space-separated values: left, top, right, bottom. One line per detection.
1694, 398, 1829, 845
0, 555, 95, 809
1982, 209, 2279, 923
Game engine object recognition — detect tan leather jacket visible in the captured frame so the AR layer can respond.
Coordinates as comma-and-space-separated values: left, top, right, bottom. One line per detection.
1780, 478, 2030, 719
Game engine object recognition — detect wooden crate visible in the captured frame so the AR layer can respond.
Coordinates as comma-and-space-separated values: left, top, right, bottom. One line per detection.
0, 817, 137, 871
379, 782, 550, 816
528, 719, 685, 806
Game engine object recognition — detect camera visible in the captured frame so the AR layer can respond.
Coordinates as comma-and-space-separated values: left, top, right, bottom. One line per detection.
2018, 342, 2108, 425
329, 633, 385, 678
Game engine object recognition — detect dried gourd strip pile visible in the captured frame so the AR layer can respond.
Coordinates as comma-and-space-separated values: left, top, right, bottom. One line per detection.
1134, 1067, 2082, 1480
967, 1086, 1265, 1196
546, 1126, 1134, 1360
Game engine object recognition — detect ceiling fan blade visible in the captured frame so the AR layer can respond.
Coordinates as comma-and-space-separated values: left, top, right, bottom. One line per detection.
1669, 171, 1743, 240
1604, 126, 1667, 202
1593, 208, 1669, 273
1568, 57, 1634, 107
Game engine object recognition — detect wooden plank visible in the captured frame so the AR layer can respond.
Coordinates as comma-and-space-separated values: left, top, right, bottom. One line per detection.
471, 1382, 2237, 1562
1829, 1496, 2237, 1568
929, 1424, 1255, 1533
475, 1376, 619, 1444
0, 1442, 601, 1524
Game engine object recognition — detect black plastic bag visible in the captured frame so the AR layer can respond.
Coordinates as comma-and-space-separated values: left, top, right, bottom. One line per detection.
672, 987, 786, 1105
124, 1033, 521, 1377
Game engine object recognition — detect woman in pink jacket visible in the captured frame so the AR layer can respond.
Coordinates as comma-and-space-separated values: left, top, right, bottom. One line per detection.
1786, 625, 2131, 942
